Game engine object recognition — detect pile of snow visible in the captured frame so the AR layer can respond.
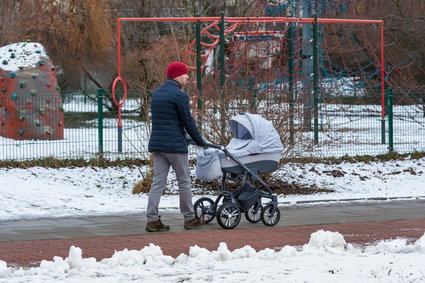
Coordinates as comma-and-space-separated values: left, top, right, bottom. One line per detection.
0, 230, 424, 282
0, 42, 48, 72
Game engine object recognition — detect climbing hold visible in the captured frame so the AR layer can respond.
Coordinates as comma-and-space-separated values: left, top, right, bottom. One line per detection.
56, 86, 61, 91
0, 76, 3, 82
39, 108, 46, 115
2, 88, 7, 93
8, 48, 13, 52
25, 39, 31, 43
19, 114, 25, 121
59, 106, 64, 113
10, 72, 16, 79
11, 93, 17, 101
35, 120, 41, 126
38, 60, 45, 66
30, 90, 38, 96
58, 121, 62, 126
26, 99, 31, 105
45, 129, 51, 135
2, 60, 8, 65
46, 82, 52, 88
18, 66, 24, 70
19, 82, 26, 88
46, 99, 51, 104
51, 67, 55, 72
31, 74, 39, 79
19, 129, 24, 136
35, 50, 41, 54
10, 53, 15, 59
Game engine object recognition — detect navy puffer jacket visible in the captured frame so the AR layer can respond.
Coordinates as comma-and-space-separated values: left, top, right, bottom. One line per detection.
148, 79, 205, 153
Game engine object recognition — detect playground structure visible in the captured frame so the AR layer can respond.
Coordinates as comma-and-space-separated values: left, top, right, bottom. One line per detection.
0, 42, 64, 140
114, 14, 387, 151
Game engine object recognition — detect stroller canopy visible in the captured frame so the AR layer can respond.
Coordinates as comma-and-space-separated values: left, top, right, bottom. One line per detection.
227, 113, 283, 157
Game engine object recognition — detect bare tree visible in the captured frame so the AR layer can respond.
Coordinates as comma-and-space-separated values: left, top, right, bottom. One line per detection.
0, 0, 116, 90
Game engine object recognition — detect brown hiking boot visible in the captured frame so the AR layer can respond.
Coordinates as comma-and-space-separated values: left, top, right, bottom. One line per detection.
146, 217, 170, 232
184, 217, 205, 230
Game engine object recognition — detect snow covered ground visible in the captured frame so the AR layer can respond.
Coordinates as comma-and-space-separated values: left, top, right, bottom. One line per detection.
0, 156, 425, 281
1, 156, 424, 221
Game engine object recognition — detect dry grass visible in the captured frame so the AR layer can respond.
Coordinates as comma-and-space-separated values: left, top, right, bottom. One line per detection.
193, 174, 334, 196
1, 151, 424, 169
0, 157, 148, 168
132, 169, 153, 194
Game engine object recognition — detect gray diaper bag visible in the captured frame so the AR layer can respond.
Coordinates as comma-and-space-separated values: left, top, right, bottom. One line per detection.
196, 148, 223, 181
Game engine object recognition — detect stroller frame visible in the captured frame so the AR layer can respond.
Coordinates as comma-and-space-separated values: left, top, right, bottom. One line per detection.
194, 143, 280, 229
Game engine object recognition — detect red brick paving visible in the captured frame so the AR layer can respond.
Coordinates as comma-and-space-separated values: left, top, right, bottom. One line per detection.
1, 218, 425, 267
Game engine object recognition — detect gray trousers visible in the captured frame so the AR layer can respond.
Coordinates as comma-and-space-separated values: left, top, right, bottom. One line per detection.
146, 152, 195, 222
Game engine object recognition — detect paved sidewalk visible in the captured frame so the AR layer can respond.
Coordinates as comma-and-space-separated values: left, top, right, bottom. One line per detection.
1, 199, 425, 267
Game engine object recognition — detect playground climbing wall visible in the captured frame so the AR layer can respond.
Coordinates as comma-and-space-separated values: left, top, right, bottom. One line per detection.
0, 42, 63, 140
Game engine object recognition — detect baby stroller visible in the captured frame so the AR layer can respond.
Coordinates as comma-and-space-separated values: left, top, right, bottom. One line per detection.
194, 113, 283, 229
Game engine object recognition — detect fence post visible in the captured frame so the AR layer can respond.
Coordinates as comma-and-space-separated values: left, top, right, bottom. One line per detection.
380, 89, 386, 145
196, 15, 203, 130
313, 14, 319, 145
288, 22, 295, 145
387, 88, 394, 152
302, 0, 313, 132
97, 89, 104, 155
118, 122, 123, 153
219, 11, 226, 143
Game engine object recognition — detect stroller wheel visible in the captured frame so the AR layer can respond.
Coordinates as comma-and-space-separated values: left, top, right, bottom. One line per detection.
194, 197, 216, 224
217, 203, 241, 229
245, 201, 263, 223
261, 204, 281, 226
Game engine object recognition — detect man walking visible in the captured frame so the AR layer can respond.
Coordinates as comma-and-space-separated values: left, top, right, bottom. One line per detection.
146, 61, 206, 232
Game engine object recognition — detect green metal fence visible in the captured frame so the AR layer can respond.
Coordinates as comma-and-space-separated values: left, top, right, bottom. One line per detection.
1, 89, 150, 161
1, 88, 424, 161
387, 88, 425, 154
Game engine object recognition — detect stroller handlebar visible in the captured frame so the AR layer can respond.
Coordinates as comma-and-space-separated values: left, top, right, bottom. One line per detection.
203, 143, 225, 150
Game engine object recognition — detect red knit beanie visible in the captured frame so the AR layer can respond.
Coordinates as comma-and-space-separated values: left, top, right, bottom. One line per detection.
166, 62, 188, 79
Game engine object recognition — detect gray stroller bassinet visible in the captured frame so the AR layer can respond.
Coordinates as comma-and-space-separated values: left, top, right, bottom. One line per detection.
219, 113, 283, 174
